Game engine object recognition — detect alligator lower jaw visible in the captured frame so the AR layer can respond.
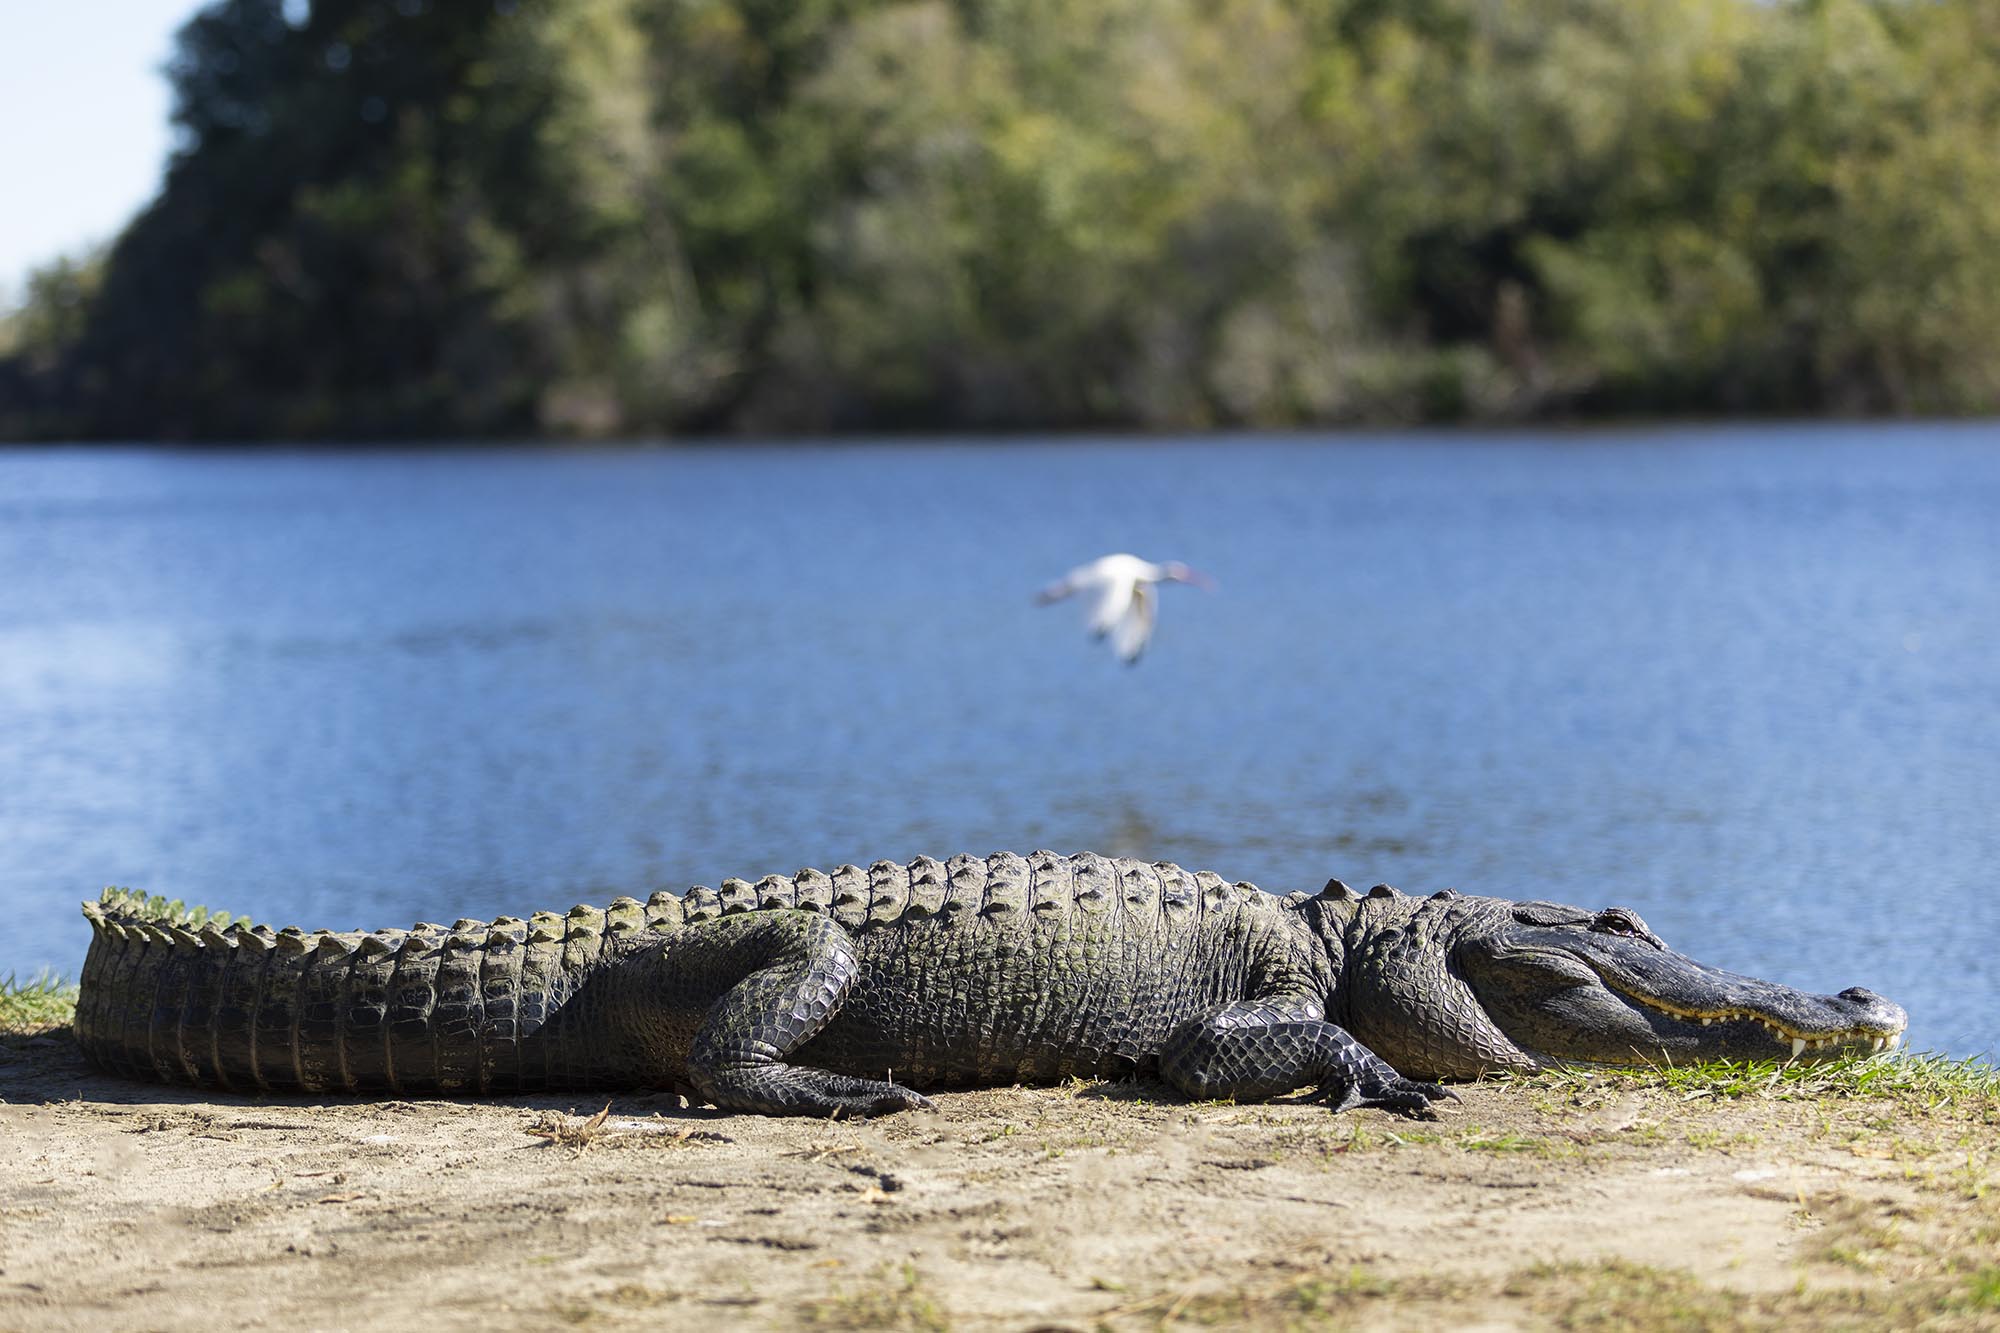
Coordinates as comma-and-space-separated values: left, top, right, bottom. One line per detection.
1617, 994, 1907, 1057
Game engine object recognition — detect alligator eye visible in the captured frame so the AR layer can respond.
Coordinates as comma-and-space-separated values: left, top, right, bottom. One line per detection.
1588, 908, 1665, 948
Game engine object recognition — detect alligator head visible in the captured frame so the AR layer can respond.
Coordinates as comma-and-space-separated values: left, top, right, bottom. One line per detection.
1331, 888, 1909, 1080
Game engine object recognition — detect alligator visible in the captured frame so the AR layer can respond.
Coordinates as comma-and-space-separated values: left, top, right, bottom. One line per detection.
74, 852, 1908, 1117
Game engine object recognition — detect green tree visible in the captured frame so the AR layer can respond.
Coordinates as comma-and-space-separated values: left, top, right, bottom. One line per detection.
7, 0, 2000, 439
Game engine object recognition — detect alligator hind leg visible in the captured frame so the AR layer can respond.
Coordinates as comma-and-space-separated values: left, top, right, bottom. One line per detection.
680, 912, 933, 1117
1159, 1001, 1453, 1117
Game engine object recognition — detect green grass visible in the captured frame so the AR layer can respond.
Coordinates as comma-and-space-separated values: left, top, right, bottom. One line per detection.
1504, 1051, 2000, 1110
0, 973, 78, 1035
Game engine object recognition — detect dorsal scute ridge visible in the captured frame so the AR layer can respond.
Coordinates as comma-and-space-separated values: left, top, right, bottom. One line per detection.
1027, 850, 1073, 914
944, 854, 987, 915
1071, 852, 1115, 915
319, 931, 362, 958
906, 856, 947, 918
982, 852, 1030, 917
717, 878, 758, 915
644, 891, 683, 930
909, 856, 946, 909
1121, 861, 1164, 917
78, 852, 1301, 963
791, 868, 833, 915
1190, 863, 1224, 913
561, 904, 607, 971
828, 864, 868, 931
866, 859, 908, 926
751, 875, 795, 912
484, 916, 525, 950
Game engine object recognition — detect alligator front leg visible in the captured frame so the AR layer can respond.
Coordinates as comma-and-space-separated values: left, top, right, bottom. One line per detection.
1159, 1000, 1453, 1116
680, 912, 934, 1118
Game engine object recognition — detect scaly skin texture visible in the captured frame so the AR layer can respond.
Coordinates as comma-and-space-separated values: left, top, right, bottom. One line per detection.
73, 852, 1910, 1118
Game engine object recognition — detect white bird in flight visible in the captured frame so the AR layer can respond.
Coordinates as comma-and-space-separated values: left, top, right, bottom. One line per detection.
1035, 553, 1214, 665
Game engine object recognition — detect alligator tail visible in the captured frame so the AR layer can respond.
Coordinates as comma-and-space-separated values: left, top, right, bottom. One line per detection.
74, 889, 685, 1095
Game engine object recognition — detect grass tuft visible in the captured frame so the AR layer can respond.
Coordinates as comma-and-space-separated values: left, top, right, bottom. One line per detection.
0, 973, 78, 1036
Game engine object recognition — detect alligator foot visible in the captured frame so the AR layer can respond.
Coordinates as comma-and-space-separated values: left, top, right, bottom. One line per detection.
696, 1065, 935, 1118
1314, 1073, 1456, 1117
1159, 1001, 1458, 1117
1312, 1033, 1458, 1117
681, 911, 939, 1117
822, 1076, 936, 1120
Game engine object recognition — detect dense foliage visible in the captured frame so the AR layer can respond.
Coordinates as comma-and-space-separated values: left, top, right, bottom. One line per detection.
5, 0, 2000, 439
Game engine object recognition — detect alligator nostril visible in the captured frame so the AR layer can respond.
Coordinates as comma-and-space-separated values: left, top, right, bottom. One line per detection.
1838, 987, 1882, 1004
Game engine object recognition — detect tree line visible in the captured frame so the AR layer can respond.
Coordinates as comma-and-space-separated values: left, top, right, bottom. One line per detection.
4, 0, 1998, 440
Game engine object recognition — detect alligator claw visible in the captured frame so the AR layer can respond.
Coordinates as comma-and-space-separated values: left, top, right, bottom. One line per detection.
1364, 1083, 1448, 1117
835, 1085, 934, 1118
1317, 1075, 1456, 1118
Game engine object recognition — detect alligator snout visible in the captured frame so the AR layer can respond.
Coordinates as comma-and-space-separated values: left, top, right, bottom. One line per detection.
1837, 987, 1908, 1030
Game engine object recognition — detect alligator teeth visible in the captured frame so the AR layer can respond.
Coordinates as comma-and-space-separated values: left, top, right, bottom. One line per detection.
1789, 1038, 1805, 1059
1700, 1017, 1711, 1026
1871, 1037, 1885, 1053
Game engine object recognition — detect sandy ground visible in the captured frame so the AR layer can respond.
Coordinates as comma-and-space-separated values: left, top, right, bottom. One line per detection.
3, 1029, 1996, 1331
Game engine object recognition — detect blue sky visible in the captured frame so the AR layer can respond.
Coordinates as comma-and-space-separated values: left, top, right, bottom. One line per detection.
0, 0, 203, 307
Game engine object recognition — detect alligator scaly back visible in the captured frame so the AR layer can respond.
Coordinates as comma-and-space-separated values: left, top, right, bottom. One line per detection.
72, 854, 1299, 1102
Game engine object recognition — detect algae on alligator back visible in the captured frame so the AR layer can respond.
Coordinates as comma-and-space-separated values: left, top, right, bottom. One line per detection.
73, 852, 1907, 1117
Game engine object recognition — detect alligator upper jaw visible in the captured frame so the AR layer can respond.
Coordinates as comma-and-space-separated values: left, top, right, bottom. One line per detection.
1609, 984, 1910, 1059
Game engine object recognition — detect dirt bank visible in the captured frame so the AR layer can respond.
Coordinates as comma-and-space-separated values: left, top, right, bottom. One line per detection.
2, 1030, 1996, 1331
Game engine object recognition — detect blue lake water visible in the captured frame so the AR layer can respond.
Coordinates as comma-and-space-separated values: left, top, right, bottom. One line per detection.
1, 426, 1995, 1058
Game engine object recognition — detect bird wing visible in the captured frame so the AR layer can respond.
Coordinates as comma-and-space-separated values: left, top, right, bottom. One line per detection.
1036, 558, 1108, 605
1035, 574, 1079, 605
1087, 570, 1135, 636
1110, 582, 1156, 664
